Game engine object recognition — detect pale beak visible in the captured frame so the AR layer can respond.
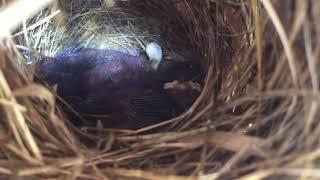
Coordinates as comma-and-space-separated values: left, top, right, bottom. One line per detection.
146, 42, 162, 71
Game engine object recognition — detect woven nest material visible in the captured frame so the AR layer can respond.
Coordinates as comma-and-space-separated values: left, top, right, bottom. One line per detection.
0, 0, 319, 179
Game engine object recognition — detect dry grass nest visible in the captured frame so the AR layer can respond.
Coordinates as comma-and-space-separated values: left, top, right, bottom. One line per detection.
0, 0, 319, 179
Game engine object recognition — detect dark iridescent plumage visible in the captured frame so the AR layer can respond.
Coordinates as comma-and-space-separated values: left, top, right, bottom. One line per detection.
36, 44, 200, 129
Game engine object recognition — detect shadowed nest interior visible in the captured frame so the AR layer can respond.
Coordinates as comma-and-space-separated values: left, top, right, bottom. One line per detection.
0, 0, 319, 179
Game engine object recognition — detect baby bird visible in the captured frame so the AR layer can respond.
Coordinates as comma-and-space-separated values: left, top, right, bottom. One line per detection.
36, 43, 199, 129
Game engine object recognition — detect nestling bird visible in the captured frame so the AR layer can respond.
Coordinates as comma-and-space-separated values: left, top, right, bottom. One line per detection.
36, 43, 200, 129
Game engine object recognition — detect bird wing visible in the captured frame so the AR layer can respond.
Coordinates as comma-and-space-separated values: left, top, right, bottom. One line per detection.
127, 90, 177, 129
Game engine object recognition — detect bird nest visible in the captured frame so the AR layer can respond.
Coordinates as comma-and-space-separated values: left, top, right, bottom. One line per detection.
0, 0, 319, 179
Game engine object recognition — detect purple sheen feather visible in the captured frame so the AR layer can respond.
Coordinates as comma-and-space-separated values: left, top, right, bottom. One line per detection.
81, 53, 148, 94
38, 48, 149, 96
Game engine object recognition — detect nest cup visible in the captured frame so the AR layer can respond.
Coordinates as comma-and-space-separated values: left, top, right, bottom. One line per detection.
0, 0, 318, 179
